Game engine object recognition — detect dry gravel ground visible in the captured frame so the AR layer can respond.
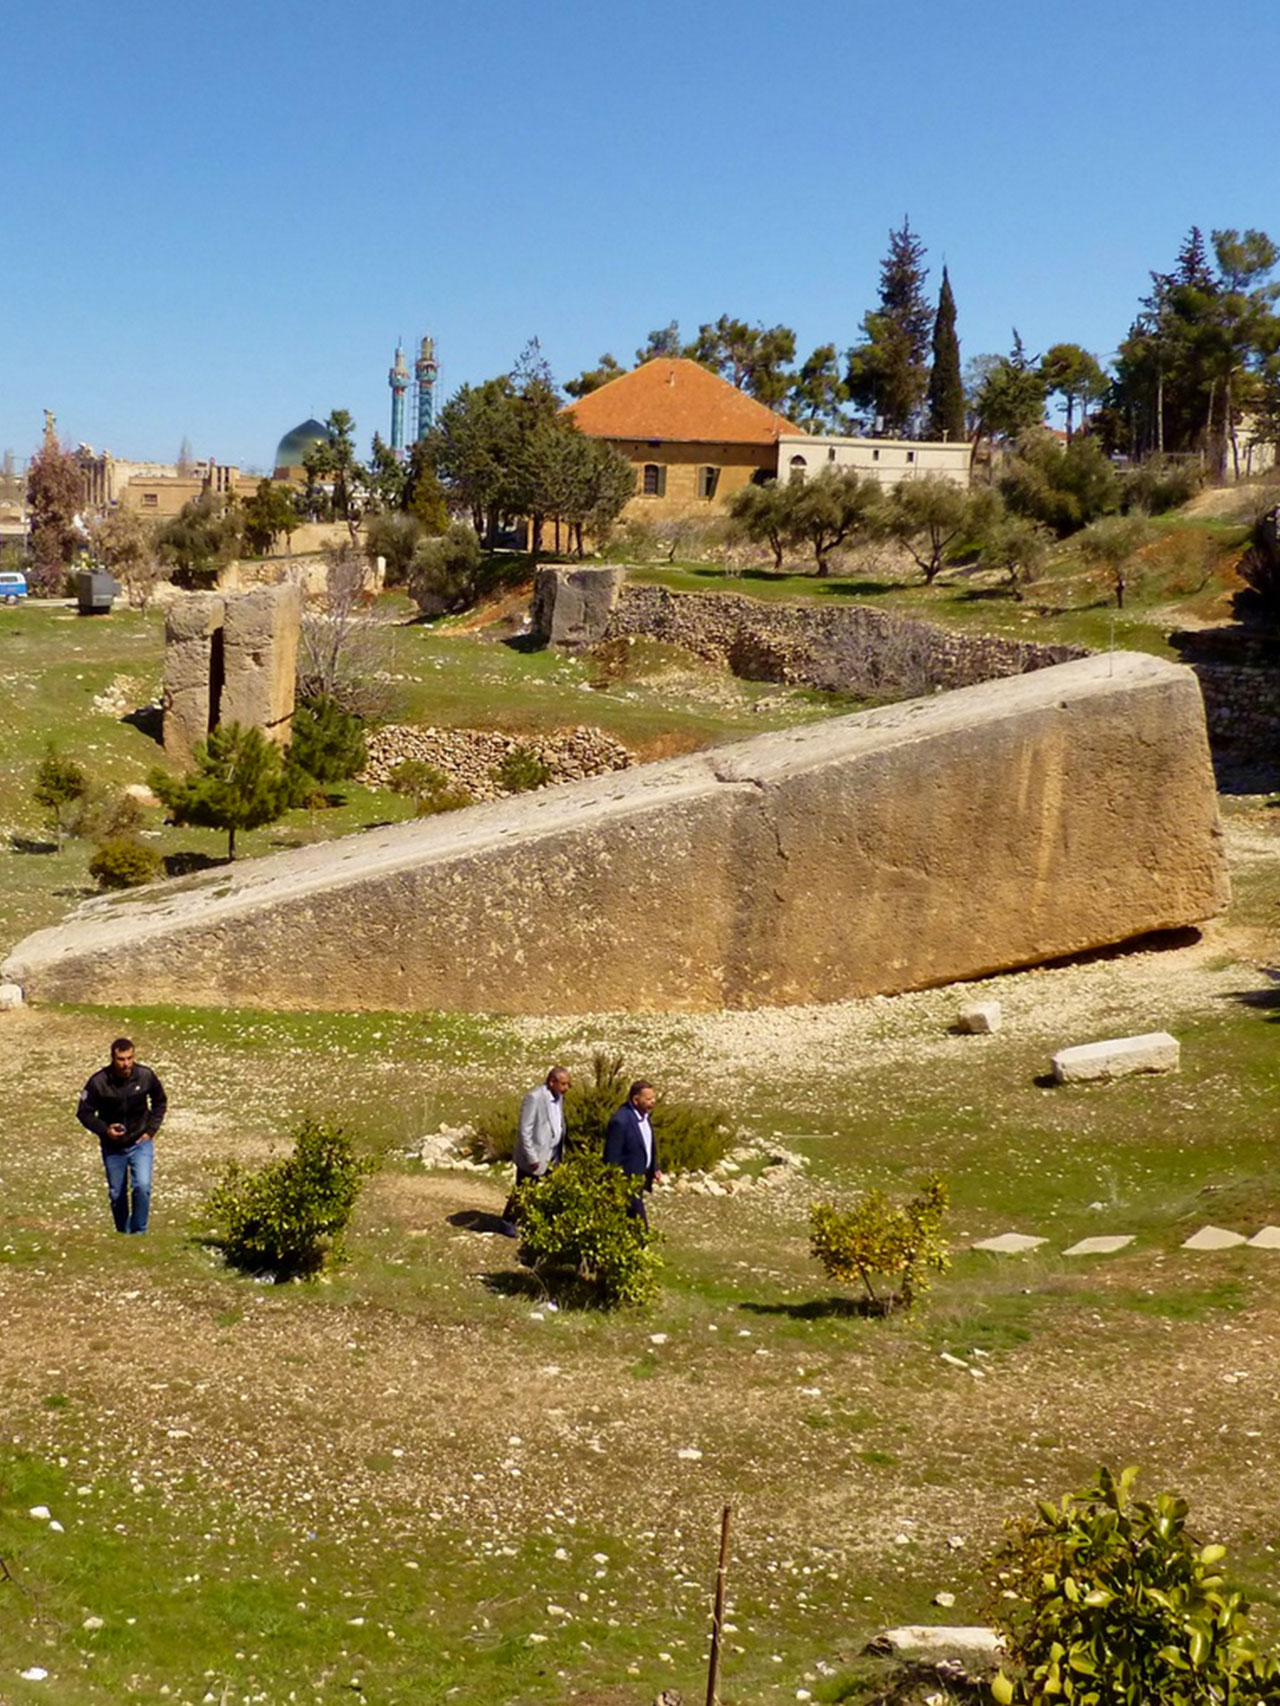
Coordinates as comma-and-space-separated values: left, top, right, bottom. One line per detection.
3, 812, 1280, 1699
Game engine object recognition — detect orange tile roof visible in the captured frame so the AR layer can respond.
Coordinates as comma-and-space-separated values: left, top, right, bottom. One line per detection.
564, 358, 796, 445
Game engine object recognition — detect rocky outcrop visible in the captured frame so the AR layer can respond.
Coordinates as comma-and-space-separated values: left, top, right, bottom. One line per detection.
4, 653, 1228, 1015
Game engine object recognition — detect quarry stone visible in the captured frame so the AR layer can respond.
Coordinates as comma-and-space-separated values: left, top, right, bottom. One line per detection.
972, 1233, 1048, 1254
1052, 1031, 1180, 1084
1246, 1226, 1280, 1249
956, 1001, 1001, 1034
0, 982, 23, 1010
869, 1626, 1001, 1659
4, 652, 1229, 1015
163, 584, 302, 764
531, 565, 623, 649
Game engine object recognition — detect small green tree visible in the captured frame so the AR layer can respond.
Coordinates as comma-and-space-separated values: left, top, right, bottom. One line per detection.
518, 1150, 662, 1309
978, 513, 1052, 599
492, 743, 551, 793
150, 722, 292, 860
407, 522, 484, 615
787, 467, 883, 576
287, 696, 367, 791
883, 477, 1000, 584
809, 1175, 949, 1311
240, 479, 300, 558
204, 1117, 374, 1280
32, 746, 89, 847
728, 479, 793, 569
364, 510, 425, 586
1078, 515, 1152, 609
989, 1465, 1280, 1705
157, 491, 242, 587
926, 266, 966, 443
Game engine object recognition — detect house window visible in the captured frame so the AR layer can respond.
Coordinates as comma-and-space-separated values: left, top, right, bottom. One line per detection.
906, 450, 916, 463
142, 492, 159, 507
699, 465, 720, 499
828, 447, 837, 462
642, 463, 665, 497
788, 455, 807, 486
871, 448, 880, 461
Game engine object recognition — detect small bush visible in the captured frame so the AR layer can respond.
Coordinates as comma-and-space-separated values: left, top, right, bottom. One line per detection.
73, 787, 146, 843
89, 837, 163, 890
32, 746, 89, 847
809, 1175, 949, 1312
203, 1117, 374, 1280
988, 1464, 1280, 1704
387, 758, 472, 816
518, 1150, 662, 1308
288, 696, 367, 788
1122, 456, 1204, 515
491, 743, 551, 793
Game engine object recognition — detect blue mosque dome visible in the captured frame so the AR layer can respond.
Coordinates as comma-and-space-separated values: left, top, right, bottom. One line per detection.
274, 418, 330, 472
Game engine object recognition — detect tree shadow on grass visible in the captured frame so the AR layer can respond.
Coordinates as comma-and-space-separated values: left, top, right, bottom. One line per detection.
1223, 967, 1280, 1019
501, 632, 545, 654
162, 851, 226, 878
447, 1209, 513, 1236
741, 1294, 894, 1321
9, 834, 56, 854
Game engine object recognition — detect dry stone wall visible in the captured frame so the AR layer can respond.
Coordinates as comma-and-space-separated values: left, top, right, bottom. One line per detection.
4, 654, 1228, 1015
359, 725, 632, 802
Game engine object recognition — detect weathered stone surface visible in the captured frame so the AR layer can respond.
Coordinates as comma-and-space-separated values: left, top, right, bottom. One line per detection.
163, 593, 224, 763
1183, 1225, 1247, 1250
956, 1001, 1001, 1034
1052, 1031, 1180, 1084
1247, 1225, 1280, 1248
3, 653, 1229, 1014
0, 982, 23, 1011
531, 565, 623, 648
868, 1626, 1001, 1659
972, 1233, 1048, 1254
1063, 1235, 1135, 1256
219, 583, 302, 744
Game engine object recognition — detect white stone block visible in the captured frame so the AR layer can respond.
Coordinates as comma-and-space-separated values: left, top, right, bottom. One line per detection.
0, 982, 23, 1011
1052, 1031, 1179, 1084
972, 1232, 1048, 1254
956, 1000, 1001, 1034
1247, 1225, 1280, 1249
1182, 1225, 1246, 1250
874, 1626, 1002, 1659
1063, 1235, 1135, 1257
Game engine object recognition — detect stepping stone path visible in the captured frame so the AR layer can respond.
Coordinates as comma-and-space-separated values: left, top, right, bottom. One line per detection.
970, 1224, 1280, 1256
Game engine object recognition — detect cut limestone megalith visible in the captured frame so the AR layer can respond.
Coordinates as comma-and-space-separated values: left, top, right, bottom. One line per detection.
4, 652, 1228, 1014
163, 584, 302, 764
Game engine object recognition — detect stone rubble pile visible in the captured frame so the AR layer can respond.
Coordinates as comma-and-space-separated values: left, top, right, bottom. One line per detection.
360, 723, 633, 802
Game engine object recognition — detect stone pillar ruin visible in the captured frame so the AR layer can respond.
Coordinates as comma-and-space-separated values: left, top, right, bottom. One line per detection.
531, 565, 622, 648
163, 583, 303, 764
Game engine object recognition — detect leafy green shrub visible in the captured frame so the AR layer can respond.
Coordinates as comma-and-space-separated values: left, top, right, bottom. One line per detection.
88, 837, 163, 890
33, 746, 89, 847
407, 521, 484, 615
1077, 515, 1153, 610
1001, 433, 1120, 537
150, 722, 293, 860
386, 758, 472, 815
809, 1175, 949, 1312
288, 695, 367, 788
203, 1117, 374, 1280
1237, 504, 1280, 619
491, 743, 551, 793
988, 1465, 1280, 1705
1122, 457, 1205, 515
518, 1150, 662, 1308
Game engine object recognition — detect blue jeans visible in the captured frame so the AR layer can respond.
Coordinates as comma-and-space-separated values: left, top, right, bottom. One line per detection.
101, 1138, 154, 1234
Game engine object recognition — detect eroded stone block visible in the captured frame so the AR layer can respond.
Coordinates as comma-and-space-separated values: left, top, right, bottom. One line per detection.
1052, 1032, 1180, 1084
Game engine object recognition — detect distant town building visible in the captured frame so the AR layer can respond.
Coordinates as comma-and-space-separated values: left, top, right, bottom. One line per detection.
273, 419, 331, 482
778, 433, 970, 488
76, 447, 244, 519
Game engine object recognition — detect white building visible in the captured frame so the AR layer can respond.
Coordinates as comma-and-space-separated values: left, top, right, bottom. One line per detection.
778, 433, 970, 489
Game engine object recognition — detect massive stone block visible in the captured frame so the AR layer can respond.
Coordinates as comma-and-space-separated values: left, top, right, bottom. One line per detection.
162, 585, 302, 764
4, 654, 1228, 1015
531, 565, 622, 649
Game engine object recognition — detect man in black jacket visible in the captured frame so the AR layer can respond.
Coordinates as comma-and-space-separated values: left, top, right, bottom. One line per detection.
603, 1079, 662, 1227
76, 1038, 168, 1234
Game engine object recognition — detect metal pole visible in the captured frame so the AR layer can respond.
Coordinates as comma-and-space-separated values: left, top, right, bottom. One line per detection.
705, 1505, 733, 1706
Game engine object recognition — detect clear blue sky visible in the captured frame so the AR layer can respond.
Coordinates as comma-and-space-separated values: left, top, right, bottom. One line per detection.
3, 0, 1278, 471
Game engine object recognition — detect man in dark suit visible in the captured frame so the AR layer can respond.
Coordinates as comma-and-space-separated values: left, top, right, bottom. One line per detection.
603, 1079, 661, 1226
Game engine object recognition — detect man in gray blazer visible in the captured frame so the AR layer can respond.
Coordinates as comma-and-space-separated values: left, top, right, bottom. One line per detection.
501, 1066, 571, 1234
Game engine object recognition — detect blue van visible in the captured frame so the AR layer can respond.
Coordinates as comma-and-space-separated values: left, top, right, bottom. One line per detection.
0, 570, 27, 604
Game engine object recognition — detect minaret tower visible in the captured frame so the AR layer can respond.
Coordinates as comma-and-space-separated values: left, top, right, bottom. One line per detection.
414, 336, 438, 442
388, 342, 410, 456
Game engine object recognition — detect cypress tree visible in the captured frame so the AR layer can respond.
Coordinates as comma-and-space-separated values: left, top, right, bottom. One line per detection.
846, 218, 932, 437
926, 267, 965, 442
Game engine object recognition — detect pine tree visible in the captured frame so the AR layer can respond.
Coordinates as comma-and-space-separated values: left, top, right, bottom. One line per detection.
847, 218, 932, 437
150, 723, 292, 861
926, 267, 965, 442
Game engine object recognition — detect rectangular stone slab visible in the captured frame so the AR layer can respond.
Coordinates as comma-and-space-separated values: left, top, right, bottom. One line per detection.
2, 652, 1229, 1014
1052, 1031, 1180, 1083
